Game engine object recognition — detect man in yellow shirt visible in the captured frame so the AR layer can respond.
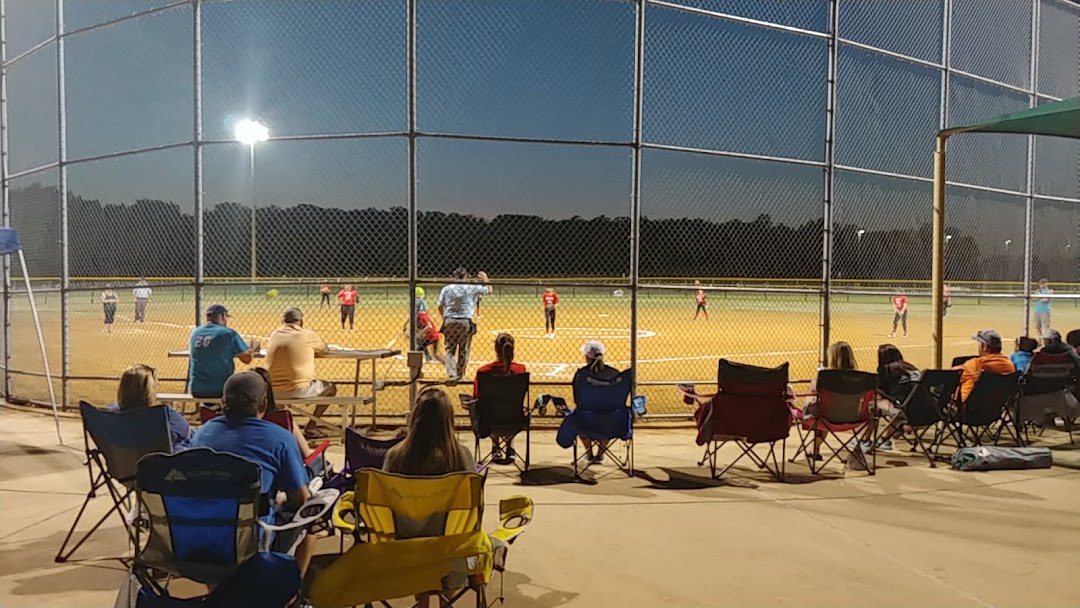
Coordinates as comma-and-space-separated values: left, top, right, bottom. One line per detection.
265, 307, 335, 437
954, 329, 1016, 401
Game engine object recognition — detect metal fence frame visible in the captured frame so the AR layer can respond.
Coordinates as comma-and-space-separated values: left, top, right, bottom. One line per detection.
0, 0, 1078, 410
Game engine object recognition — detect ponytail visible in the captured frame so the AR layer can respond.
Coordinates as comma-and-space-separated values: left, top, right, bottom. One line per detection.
588, 354, 606, 374
495, 333, 515, 374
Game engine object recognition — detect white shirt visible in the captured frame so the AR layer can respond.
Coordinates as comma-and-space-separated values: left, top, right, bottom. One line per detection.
133, 286, 152, 299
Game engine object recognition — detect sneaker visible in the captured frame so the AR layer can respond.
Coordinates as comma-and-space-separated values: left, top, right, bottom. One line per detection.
859, 440, 875, 454
491, 448, 505, 463
590, 453, 606, 465
902, 333, 908, 339
876, 438, 894, 451
505, 447, 517, 462
887, 332, 896, 338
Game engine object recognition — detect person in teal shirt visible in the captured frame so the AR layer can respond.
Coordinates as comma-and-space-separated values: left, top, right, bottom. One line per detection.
1034, 278, 1053, 336
188, 304, 257, 398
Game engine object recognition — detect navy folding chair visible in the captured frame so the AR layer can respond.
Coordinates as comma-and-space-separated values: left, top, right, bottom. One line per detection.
325, 426, 405, 492
556, 369, 634, 478
131, 448, 335, 605
56, 401, 173, 564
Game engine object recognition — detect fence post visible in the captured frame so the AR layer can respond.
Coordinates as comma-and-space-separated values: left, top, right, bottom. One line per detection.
0, 0, 10, 399
1021, 0, 1038, 338
406, 0, 418, 409
819, 0, 839, 367
629, 0, 645, 389
193, 0, 204, 331
57, 0, 69, 408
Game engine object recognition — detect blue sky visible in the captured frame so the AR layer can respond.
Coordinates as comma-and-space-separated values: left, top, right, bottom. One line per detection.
3, 0, 1079, 238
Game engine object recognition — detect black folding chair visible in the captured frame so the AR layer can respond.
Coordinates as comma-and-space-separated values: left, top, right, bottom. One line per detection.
466, 372, 531, 473
881, 369, 961, 466
1018, 352, 1078, 445
799, 369, 879, 475
950, 371, 1022, 447
55, 401, 173, 563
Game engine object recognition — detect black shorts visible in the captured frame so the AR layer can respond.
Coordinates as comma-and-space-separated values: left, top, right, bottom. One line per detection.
341, 304, 355, 322
103, 303, 117, 324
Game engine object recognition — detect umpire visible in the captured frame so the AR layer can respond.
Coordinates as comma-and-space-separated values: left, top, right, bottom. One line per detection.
437, 268, 492, 382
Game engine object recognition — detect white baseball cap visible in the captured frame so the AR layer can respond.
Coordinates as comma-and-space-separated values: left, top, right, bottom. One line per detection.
580, 340, 605, 358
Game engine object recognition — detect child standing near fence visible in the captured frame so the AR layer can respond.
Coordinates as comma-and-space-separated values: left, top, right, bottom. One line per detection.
542, 287, 559, 338
888, 290, 908, 339
693, 280, 709, 320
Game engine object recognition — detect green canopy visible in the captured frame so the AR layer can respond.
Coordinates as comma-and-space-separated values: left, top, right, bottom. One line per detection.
941, 95, 1080, 139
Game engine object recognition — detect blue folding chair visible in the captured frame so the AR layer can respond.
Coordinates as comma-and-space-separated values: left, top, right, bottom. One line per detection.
556, 369, 634, 478
56, 401, 173, 563
130, 448, 337, 606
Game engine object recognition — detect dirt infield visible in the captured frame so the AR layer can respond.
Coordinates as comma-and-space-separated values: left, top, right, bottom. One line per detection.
5, 285, 1076, 414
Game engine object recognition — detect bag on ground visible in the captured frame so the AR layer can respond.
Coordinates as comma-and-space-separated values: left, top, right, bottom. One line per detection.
950, 446, 1052, 471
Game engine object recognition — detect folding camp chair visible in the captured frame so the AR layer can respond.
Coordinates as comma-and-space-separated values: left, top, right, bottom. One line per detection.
462, 372, 531, 472
130, 448, 339, 604
878, 369, 960, 466
55, 401, 173, 564
325, 426, 405, 492
798, 369, 879, 475
313, 469, 534, 608
199, 406, 333, 481
1017, 352, 1078, 444
555, 369, 634, 478
694, 360, 792, 481
949, 371, 1022, 447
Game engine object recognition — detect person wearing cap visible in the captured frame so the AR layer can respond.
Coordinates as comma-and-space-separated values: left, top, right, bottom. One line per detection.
954, 330, 1015, 401
573, 340, 621, 464
132, 277, 152, 322
190, 371, 314, 576
188, 304, 257, 399
437, 268, 493, 382
265, 307, 335, 437
1040, 328, 1080, 370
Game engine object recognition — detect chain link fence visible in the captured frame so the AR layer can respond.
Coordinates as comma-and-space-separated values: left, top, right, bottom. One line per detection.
2, 0, 1079, 419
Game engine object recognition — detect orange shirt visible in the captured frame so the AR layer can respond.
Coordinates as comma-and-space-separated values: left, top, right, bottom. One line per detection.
472, 361, 527, 398
958, 354, 1015, 401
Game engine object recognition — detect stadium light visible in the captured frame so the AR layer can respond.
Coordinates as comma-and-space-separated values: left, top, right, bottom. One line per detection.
945, 234, 952, 242
234, 118, 269, 146
233, 119, 270, 281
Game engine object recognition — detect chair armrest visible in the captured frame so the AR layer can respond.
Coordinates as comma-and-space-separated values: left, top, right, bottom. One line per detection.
258, 488, 340, 552
459, 395, 477, 408
304, 440, 331, 467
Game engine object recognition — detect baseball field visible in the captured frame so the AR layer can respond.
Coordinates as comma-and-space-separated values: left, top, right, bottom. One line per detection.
4, 282, 1075, 417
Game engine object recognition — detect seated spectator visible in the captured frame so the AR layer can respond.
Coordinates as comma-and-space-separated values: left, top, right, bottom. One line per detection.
805, 341, 859, 459
953, 330, 1015, 401
471, 333, 527, 464
1040, 329, 1080, 369
573, 341, 620, 464
110, 364, 190, 451
265, 308, 335, 438
871, 344, 923, 451
188, 304, 257, 399
1011, 336, 1039, 374
250, 367, 313, 461
384, 387, 473, 476
1066, 329, 1080, 352
191, 371, 314, 576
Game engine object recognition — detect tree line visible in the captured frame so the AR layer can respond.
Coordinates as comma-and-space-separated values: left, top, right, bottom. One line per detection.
7, 182, 1072, 283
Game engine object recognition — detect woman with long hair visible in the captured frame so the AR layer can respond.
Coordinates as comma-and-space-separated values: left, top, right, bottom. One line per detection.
871, 343, 922, 451
384, 387, 472, 476
805, 341, 859, 460
470, 333, 527, 464
111, 364, 191, 451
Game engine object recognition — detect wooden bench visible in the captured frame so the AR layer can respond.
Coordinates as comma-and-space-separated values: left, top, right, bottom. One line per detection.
158, 393, 376, 435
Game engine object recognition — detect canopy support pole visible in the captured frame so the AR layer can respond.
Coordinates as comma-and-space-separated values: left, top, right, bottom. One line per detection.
932, 134, 948, 369
17, 250, 61, 445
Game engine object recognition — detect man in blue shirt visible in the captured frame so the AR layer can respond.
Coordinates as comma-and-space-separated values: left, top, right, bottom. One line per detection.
1034, 279, 1053, 336
191, 371, 314, 575
438, 268, 492, 382
189, 304, 257, 398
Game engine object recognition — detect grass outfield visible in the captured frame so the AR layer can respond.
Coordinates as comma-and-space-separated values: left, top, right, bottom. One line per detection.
5, 284, 1078, 415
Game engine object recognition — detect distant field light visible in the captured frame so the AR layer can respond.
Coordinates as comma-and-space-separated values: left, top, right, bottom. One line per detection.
234, 119, 270, 145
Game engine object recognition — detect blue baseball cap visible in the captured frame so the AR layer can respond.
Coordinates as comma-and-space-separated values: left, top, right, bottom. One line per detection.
206, 304, 230, 317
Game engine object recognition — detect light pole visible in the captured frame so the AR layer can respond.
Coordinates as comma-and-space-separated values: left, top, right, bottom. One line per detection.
234, 119, 269, 280
1004, 239, 1013, 281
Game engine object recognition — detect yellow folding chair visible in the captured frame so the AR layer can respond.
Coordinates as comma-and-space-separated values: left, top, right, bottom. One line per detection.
310, 469, 533, 608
